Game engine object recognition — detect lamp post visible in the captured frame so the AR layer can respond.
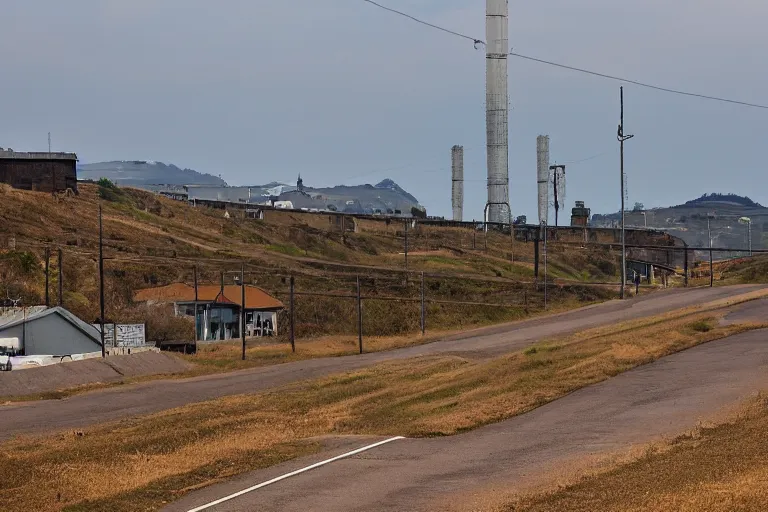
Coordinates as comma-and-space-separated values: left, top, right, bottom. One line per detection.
739, 217, 752, 257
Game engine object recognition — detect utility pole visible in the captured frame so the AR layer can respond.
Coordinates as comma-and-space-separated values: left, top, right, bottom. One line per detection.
240, 264, 246, 361
49, 132, 55, 196
708, 213, 714, 288
289, 276, 296, 353
420, 272, 426, 336
543, 222, 548, 310
44, 247, 50, 307
404, 220, 409, 270
57, 248, 63, 307
617, 86, 634, 299
193, 266, 198, 342
98, 204, 106, 358
549, 165, 566, 227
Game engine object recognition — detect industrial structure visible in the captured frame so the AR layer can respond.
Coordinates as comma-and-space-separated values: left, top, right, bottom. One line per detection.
0, 149, 78, 193
485, 0, 510, 224
451, 145, 464, 222
571, 201, 591, 227
536, 136, 550, 225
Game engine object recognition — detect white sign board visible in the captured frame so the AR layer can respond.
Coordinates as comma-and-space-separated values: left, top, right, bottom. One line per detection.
92, 323, 147, 347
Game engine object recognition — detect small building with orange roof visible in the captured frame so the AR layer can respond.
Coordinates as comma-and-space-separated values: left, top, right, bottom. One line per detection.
134, 283, 284, 342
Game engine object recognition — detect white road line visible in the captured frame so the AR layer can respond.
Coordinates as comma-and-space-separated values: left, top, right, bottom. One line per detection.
186, 436, 406, 512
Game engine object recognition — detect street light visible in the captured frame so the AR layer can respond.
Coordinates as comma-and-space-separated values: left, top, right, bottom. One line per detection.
739, 217, 752, 257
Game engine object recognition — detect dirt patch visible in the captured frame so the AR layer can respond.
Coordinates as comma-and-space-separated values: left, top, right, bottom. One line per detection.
0, 352, 192, 399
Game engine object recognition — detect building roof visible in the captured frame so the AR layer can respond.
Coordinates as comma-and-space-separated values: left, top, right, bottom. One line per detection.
0, 306, 48, 327
133, 283, 284, 310
0, 150, 78, 161
0, 307, 102, 345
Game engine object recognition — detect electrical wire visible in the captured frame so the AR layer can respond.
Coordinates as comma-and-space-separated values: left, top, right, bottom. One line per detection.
360, 0, 484, 48
359, 1, 768, 110
560, 151, 611, 165
509, 52, 768, 110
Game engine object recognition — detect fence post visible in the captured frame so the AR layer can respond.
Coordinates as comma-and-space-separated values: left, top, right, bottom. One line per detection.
420, 272, 426, 336
357, 275, 363, 354
58, 248, 63, 307
44, 247, 50, 307
684, 246, 689, 288
534, 238, 540, 280
289, 276, 296, 353
241, 264, 246, 361
404, 221, 409, 270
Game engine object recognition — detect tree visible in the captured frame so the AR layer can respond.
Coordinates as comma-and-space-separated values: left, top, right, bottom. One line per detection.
632, 202, 645, 212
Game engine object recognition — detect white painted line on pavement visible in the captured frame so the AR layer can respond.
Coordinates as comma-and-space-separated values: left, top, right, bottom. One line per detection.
186, 436, 406, 512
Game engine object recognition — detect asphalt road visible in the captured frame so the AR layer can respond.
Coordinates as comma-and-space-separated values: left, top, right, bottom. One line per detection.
0, 285, 761, 441
167, 325, 768, 512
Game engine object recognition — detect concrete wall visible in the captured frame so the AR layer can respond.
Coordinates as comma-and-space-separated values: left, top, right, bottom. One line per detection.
0, 314, 101, 356
0, 158, 78, 193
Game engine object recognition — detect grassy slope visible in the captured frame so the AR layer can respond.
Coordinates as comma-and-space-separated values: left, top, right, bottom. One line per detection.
0, 183, 621, 341
1, 291, 764, 512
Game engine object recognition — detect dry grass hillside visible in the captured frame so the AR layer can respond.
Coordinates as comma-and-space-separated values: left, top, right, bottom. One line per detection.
0, 182, 623, 341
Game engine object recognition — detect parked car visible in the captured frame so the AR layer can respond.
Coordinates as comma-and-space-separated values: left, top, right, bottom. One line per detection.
0, 337, 20, 371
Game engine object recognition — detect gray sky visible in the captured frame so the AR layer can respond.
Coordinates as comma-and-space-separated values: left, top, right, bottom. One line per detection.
2, 0, 766, 219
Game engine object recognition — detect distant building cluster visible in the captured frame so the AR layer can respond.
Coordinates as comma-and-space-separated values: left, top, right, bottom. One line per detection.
156, 175, 425, 218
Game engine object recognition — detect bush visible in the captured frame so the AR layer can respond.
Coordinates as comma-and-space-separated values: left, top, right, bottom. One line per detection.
97, 178, 125, 202
689, 319, 714, 333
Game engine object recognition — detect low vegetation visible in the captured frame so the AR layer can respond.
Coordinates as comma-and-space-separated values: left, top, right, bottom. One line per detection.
1, 293, 764, 512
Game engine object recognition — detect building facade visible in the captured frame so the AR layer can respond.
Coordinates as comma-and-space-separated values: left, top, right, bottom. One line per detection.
134, 283, 284, 342
0, 150, 78, 193
0, 307, 102, 356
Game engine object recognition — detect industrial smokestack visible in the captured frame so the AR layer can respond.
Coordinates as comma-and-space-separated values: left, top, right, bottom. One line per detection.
451, 145, 464, 222
486, 0, 509, 224
536, 135, 550, 225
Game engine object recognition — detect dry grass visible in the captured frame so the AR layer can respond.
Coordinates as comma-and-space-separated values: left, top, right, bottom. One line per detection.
0, 183, 622, 338
0, 294, 764, 512
508, 394, 768, 512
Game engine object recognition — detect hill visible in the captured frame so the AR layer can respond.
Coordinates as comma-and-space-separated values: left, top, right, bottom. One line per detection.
0, 183, 619, 342
592, 193, 766, 251
78, 161, 227, 187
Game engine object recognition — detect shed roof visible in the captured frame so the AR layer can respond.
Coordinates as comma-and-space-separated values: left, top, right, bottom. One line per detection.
0, 150, 78, 161
133, 283, 284, 310
0, 307, 102, 345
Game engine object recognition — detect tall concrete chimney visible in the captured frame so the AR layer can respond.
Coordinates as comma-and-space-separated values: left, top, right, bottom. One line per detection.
486, 0, 509, 224
536, 135, 550, 225
451, 145, 464, 222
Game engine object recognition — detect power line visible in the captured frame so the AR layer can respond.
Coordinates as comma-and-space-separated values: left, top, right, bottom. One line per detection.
359, 1, 768, 110
360, 0, 484, 48
509, 52, 768, 110
560, 151, 611, 165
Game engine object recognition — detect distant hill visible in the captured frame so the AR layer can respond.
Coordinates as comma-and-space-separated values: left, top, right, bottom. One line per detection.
78, 161, 227, 187
592, 193, 767, 251
678, 193, 763, 209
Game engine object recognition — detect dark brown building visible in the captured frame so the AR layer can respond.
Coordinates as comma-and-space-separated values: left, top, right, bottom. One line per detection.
0, 150, 78, 193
